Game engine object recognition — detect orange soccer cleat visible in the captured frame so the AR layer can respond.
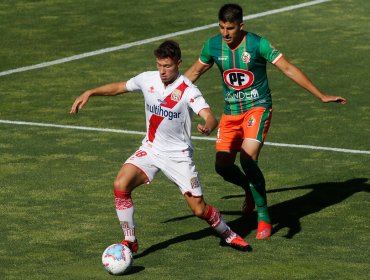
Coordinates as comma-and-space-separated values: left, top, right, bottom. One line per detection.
226, 235, 253, 252
256, 220, 272, 240
121, 239, 139, 253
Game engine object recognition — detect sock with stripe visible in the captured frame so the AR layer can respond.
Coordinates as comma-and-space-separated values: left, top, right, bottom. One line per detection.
114, 189, 136, 242
201, 204, 235, 240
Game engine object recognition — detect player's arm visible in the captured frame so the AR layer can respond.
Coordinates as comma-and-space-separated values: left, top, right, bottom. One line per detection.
70, 82, 128, 114
275, 56, 346, 104
184, 60, 213, 83
197, 107, 218, 136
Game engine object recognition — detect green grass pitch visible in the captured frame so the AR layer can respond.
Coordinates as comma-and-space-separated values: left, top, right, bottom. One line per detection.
0, 0, 369, 279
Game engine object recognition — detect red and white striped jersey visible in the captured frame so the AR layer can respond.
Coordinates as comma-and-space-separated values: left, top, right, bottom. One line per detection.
126, 71, 209, 156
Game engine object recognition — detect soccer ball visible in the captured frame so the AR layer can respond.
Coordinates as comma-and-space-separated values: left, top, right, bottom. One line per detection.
102, 243, 133, 275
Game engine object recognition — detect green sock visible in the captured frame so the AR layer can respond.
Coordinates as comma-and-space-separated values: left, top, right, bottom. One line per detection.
240, 158, 270, 223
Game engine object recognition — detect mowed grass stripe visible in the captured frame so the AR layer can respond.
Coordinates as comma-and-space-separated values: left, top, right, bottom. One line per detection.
0, 0, 331, 77
1, 119, 368, 155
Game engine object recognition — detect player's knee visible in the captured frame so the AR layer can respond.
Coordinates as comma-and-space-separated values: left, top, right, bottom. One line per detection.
215, 164, 234, 180
215, 164, 226, 177
113, 177, 128, 192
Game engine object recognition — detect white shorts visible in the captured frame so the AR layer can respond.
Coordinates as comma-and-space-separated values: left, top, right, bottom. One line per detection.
124, 146, 203, 197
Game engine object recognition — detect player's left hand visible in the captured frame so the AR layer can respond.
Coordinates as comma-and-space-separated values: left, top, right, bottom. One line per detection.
197, 124, 211, 135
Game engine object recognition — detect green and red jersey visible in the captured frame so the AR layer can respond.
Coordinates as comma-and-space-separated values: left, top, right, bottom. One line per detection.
199, 31, 282, 115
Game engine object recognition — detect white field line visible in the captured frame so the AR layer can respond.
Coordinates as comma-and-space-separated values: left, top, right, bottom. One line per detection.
0, 0, 331, 77
1, 119, 369, 155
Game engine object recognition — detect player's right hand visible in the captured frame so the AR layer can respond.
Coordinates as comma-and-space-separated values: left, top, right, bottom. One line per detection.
320, 94, 347, 105
70, 92, 90, 114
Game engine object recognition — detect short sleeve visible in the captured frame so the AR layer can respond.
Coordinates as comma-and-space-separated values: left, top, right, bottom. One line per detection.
199, 40, 214, 65
186, 87, 209, 115
126, 72, 146, 92
259, 37, 283, 64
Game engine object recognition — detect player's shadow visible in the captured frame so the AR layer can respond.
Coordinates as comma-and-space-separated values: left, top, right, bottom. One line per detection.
123, 265, 145, 275
134, 178, 368, 259
223, 177, 369, 239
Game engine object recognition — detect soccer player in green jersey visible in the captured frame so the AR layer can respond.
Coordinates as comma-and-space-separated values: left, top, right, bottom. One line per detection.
185, 3, 346, 240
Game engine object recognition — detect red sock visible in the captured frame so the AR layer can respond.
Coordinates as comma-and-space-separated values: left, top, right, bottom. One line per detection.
202, 205, 221, 228
114, 189, 133, 210
114, 189, 135, 241
202, 204, 230, 237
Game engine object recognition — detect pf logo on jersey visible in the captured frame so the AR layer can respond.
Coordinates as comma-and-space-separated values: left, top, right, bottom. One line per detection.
223, 69, 254, 90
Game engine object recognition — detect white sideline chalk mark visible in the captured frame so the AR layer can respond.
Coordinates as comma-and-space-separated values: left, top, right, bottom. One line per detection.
0, 0, 331, 77
1, 119, 369, 155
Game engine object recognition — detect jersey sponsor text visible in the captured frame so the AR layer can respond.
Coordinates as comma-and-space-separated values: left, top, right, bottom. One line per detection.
146, 103, 181, 120
225, 88, 260, 102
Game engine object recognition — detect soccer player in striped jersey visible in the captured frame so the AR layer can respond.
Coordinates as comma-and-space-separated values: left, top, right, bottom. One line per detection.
185, 4, 346, 240
70, 40, 252, 252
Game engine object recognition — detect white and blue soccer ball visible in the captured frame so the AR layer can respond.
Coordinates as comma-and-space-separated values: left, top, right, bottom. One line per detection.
102, 243, 133, 275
